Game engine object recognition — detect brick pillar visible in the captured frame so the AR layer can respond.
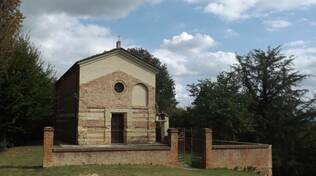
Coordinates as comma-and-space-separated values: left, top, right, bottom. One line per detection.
43, 127, 54, 168
203, 128, 212, 168
167, 128, 179, 167
267, 145, 273, 176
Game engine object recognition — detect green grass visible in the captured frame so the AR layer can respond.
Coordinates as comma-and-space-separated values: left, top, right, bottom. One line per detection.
0, 146, 257, 176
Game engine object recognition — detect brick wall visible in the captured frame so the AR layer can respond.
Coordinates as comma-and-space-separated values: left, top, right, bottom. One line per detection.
203, 129, 272, 176
43, 127, 271, 174
43, 127, 178, 167
78, 71, 156, 145
210, 146, 272, 176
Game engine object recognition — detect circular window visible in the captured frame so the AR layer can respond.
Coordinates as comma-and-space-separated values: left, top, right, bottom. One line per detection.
114, 82, 125, 93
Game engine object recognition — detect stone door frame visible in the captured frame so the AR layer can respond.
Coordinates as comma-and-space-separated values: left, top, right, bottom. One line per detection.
106, 108, 132, 144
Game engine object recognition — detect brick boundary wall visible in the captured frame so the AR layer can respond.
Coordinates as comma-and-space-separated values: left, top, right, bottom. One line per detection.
202, 128, 272, 176
44, 127, 271, 175
43, 127, 179, 168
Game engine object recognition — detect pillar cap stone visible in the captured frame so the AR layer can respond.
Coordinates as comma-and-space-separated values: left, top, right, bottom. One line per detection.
168, 128, 178, 133
204, 128, 212, 133
44, 127, 54, 132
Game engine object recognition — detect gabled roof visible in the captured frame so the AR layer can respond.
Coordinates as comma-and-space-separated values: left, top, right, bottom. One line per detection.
56, 48, 160, 84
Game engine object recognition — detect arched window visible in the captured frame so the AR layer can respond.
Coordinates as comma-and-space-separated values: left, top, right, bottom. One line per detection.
132, 84, 148, 106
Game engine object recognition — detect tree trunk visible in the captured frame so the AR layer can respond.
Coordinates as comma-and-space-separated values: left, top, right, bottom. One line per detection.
0, 133, 7, 151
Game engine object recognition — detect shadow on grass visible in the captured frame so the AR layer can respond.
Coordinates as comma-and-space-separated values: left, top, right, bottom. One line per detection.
0, 165, 42, 169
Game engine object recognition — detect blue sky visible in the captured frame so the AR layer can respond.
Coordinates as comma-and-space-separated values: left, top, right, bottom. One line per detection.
21, 0, 316, 106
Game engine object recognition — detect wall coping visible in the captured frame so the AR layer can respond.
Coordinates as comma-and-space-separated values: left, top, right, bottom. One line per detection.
53, 144, 171, 152
168, 128, 178, 133
213, 144, 270, 150
44, 127, 54, 132
214, 139, 268, 145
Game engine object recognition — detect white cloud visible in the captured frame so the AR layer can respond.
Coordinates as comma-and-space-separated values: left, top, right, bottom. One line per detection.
225, 28, 240, 38
263, 19, 292, 31
300, 18, 316, 26
186, 0, 316, 21
204, 0, 257, 21
20, 0, 160, 76
161, 32, 216, 55
23, 13, 118, 76
283, 40, 316, 96
184, 0, 208, 3
21, 0, 161, 19
284, 44, 316, 75
175, 83, 193, 107
284, 40, 307, 47
154, 32, 236, 106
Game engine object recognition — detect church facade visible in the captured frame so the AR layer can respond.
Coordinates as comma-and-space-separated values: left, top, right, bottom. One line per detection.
55, 42, 159, 145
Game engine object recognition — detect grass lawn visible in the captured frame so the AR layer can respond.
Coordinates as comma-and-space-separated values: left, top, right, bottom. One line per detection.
0, 146, 257, 176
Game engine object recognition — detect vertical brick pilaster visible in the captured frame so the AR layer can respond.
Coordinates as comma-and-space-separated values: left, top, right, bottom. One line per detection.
203, 128, 212, 168
267, 145, 273, 176
167, 128, 179, 167
43, 127, 54, 168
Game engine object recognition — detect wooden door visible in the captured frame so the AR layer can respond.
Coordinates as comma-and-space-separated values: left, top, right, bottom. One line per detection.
111, 113, 124, 143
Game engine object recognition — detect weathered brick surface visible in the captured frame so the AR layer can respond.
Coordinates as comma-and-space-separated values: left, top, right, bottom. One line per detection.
167, 128, 179, 167
43, 127, 54, 168
203, 128, 212, 169
209, 147, 272, 176
79, 71, 155, 111
203, 128, 272, 176
43, 127, 179, 168
77, 71, 156, 145
52, 150, 171, 166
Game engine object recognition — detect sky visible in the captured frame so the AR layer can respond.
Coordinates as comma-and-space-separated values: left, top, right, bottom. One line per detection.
21, 0, 316, 107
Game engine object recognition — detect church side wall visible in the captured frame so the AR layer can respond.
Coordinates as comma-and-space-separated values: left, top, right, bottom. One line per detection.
55, 66, 79, 144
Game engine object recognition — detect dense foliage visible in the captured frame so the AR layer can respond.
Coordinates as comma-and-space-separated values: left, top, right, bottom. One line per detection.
168, 107, 192, 128
235, 47, 316, 176
0, 36, 55, 147
0, 0, 55, 147
0, 0, 23, 70
187, 46, 316, 176
128, 48, 177, 114
188, 71, 254, 140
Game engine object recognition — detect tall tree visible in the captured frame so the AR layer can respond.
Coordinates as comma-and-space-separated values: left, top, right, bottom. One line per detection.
169, 107, 192, 128
188, 46, 316, 175
234, 46, 316, 176
0, 0, 23, 71
128, 48, 177, 114
0, 0, 23, 148
0, 36, 55, 148
189, 71, 254, 140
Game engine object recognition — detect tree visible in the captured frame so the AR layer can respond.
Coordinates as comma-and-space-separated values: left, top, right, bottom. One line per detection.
0, 0, 23, 71
234, 46, 316, 176
188, 71, 254, 140
128, 48, 177, 113
0, 36, 55, 148
169, 107, 192, 128
188, 46, 316, 175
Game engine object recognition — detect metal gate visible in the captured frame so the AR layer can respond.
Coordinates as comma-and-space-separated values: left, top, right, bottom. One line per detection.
177, 128, 204, 168
190, 128, 204, 168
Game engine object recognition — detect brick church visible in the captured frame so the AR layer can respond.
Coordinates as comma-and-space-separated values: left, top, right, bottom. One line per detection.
46, 42, 271, 175
55, 41, 160, 145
